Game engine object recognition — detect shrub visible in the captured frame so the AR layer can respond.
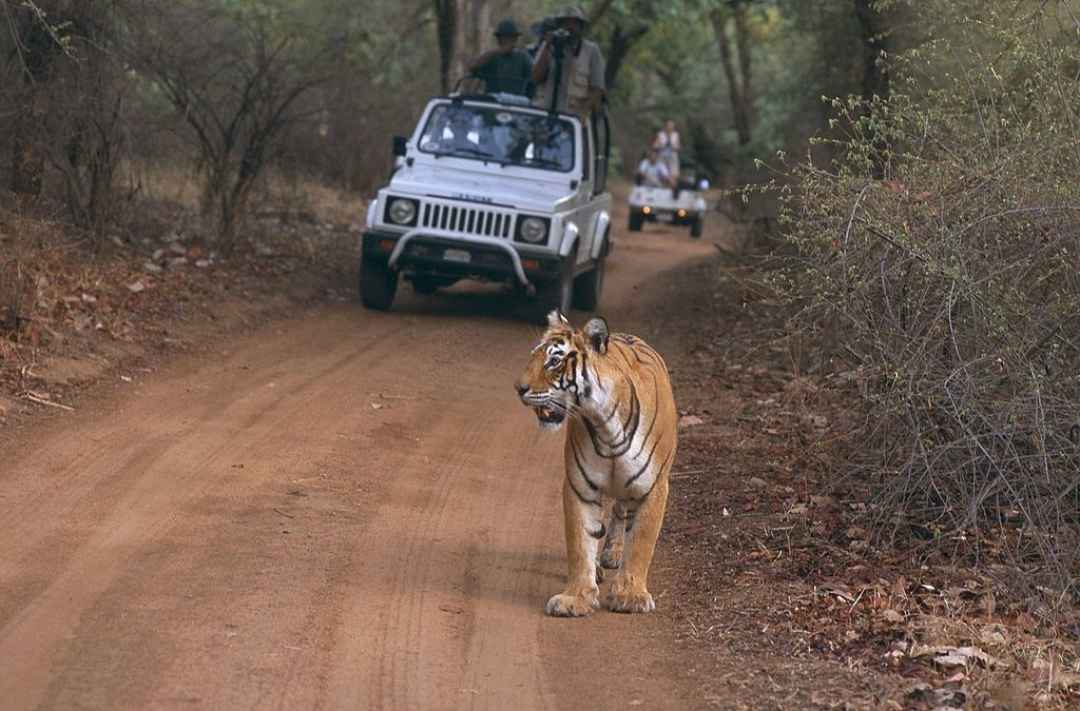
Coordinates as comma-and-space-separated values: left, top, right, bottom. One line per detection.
780, 0, 1080, 594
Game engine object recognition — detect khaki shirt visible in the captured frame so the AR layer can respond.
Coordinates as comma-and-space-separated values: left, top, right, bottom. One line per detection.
533, 39, 605, 114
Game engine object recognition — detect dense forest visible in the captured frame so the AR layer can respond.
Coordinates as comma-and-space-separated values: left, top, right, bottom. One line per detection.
0, 0, 897, 238
3, 0, 1079, 637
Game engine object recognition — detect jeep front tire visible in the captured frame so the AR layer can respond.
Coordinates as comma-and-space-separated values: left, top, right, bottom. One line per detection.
360, 255, 398, 310
533, 253, 575, 323
573, 254, 605, 311
628, 210, 643, 232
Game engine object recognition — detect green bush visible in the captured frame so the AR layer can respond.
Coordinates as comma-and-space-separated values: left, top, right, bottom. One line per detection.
781, 0, 1080, 593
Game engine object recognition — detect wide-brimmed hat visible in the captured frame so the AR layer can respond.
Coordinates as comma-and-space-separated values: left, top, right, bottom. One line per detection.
494, 18, 521, 37
552, 6, 588, 25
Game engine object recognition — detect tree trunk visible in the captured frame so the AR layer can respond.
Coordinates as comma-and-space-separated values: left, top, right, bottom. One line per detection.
9, 3, 59, 196
466, 0, 490, 58
853, 0, 891, 177
732, 3, 753, 133
854, 0, 889, 102
711, 6, 753, 147
9, 0, 96, 197
12, 91, 46, 196
604, 22, 649, 91
433, 0, 459, 93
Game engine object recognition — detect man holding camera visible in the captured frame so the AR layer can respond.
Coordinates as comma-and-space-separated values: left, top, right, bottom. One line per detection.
530, 6, 606, 116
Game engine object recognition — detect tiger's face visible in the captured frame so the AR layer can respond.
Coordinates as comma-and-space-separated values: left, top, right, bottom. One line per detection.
515, 311, 608, 430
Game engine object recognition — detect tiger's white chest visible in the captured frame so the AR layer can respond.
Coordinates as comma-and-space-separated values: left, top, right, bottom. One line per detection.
566, 419, 659, 502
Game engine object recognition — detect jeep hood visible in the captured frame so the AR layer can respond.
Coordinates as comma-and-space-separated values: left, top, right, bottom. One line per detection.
389, 162, 576, 212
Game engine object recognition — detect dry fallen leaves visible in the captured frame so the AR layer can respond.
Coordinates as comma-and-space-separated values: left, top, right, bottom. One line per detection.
678, 414, 705, 428
911, 644, 1006, 670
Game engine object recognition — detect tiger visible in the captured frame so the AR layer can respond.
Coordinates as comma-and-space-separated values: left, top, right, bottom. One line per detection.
514, 310, 677, 617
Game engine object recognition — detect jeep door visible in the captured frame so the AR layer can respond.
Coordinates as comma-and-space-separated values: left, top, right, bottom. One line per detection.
564, 115, 610, 268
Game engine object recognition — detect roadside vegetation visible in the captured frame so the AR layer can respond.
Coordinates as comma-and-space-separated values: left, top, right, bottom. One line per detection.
778, 0, 1080, 599
686, 0, 1080, 705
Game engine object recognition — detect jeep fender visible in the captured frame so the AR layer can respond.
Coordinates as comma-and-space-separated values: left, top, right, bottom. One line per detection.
558, 221, 580, 258
365, 198, 378, 230
590, 211, 611, 259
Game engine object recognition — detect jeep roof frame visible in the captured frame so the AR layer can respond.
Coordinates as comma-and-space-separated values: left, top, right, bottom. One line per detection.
439, 92, 582, 122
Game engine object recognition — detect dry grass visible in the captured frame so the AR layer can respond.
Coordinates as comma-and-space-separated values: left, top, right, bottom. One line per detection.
253, 171, 368, 226
122, 160, 203, 210
122, 161, 367, 229
0, 166, 362, 426
0, 198, 70, 339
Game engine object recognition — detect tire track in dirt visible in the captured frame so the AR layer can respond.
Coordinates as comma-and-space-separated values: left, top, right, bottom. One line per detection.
1, 219, 716, 711
1, 317, 431, 709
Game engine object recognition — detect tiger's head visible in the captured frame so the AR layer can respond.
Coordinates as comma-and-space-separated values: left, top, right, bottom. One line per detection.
515, 310, 610, 430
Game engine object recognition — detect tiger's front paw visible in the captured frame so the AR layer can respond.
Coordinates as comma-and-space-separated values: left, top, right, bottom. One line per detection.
605, 578, 655, 614
545, 591, 599, 617
605, 589, 655, 614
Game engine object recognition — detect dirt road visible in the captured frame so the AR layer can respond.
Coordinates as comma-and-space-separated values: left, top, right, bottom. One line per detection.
1, 219, 715, 710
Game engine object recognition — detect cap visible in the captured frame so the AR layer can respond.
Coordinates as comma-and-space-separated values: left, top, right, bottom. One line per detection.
494, 18, 521, 37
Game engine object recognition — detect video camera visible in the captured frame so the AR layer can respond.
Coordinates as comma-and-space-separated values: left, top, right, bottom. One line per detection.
549, 28, 572, 58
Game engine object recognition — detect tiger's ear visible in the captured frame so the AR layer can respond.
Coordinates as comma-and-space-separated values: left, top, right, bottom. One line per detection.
547, 309, 569, 328
583, 317, 609, 354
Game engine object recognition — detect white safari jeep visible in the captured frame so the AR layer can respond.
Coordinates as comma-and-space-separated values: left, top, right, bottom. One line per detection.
627, 166, 709, 238
360, 93, 612, 321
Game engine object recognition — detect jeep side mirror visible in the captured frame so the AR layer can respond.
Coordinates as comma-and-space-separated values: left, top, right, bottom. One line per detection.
392, 135, 408, 157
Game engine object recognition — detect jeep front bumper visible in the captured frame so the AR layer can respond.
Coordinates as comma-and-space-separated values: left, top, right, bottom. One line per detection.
633, 206, 700, 224
362, 229, 563, 291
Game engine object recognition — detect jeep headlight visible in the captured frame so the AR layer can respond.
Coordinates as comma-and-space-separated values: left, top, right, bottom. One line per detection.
518, 216, 548, 244
386, 198, 418, 226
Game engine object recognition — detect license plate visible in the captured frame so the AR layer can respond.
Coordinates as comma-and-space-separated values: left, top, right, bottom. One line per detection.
444, 248, 471, 263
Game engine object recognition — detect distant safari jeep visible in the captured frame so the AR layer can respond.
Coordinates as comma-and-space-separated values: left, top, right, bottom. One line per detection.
360, 92, 613, 322
627, 167, 709, 238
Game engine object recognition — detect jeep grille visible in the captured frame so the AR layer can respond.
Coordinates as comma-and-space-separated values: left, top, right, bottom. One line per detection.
421, 201, 515, 239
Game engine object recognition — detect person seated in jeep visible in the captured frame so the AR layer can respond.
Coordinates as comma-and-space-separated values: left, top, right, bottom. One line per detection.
636, 148, 673, 188
466, 19, 532, 96
419, 102, 576, 172
507, 117, 573, 168
428, 106, 484, 153
530, 5, 606, 115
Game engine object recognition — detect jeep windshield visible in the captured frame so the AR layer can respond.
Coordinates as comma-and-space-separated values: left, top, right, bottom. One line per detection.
417, 103, 575, 173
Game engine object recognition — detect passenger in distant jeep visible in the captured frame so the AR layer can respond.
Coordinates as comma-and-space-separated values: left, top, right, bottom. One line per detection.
636, 149, 673, 189
652, 119, 681, 181
466, 19, 533, 97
